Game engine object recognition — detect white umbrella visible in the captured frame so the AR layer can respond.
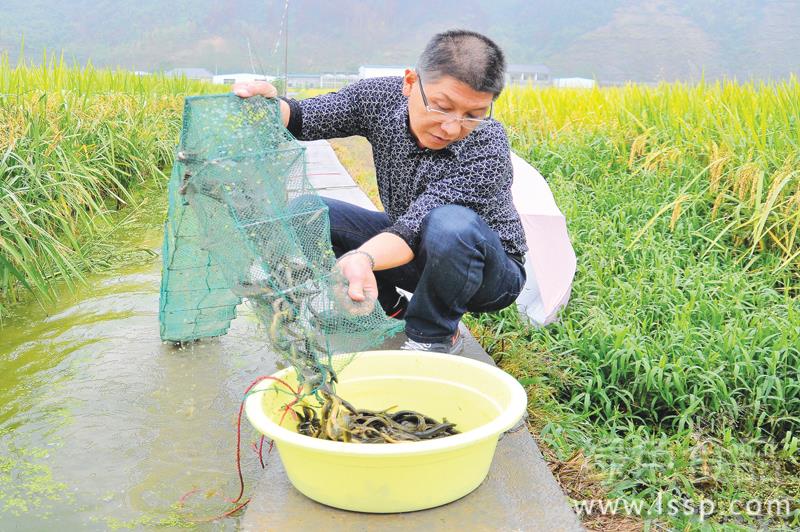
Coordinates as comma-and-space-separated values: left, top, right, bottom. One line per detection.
510, 153, 577, 326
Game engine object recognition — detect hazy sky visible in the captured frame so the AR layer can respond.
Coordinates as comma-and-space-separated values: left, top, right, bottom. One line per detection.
1, 0, 798, 81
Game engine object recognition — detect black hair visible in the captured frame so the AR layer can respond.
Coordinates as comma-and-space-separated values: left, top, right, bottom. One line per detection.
417, 29, 506, 98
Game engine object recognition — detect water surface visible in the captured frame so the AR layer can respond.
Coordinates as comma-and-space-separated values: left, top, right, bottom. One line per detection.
0, 251, 281, 529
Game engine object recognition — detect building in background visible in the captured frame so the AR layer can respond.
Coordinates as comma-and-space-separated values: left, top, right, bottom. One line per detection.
212, 73, 274, 85
552, 77, 597, 88
165, 68, 214, 81
321, 73, 360, 89
506, 64, 550, 86
358, 65, 407, 79
286, 73, 323, 89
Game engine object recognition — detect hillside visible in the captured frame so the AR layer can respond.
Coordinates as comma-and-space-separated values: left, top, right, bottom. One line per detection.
0, 0, 797, 81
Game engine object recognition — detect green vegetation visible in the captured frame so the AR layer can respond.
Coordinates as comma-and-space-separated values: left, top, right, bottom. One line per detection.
498, 80, 800, 269
2, 57, 798, 528
0, 446, 71, 518
0, 55, 226, 318
464, 81, 800, 529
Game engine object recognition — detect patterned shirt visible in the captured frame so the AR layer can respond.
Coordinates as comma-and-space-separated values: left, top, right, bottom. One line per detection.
284, 76, 527, 256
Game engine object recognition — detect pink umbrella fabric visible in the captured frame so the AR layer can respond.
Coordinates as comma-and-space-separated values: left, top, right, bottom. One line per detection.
510, 153, 577, 326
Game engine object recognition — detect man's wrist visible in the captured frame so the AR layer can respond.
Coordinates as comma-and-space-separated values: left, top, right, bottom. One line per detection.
338, 249, 375, 270
279, 97, 302, 136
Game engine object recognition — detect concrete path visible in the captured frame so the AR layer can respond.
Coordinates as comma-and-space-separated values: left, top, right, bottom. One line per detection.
241, 140, 582, 531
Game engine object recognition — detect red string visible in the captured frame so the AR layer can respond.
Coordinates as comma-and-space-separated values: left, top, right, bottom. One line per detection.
178, 375, 302, 523
232, 376, 299, 504
178, 488, 201, 505
186, 499, 252, 524
257, 436, 266, 468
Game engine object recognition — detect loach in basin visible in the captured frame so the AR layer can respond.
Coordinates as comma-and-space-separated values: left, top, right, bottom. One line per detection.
245, 350, 527, 513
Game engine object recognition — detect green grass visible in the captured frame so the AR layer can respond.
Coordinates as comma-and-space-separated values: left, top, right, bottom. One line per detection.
0, 54, 227, 318
462, 81, 800, 529
497, 80, 800, 273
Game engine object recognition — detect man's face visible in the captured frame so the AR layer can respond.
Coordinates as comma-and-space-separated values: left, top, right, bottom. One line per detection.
402, 69, 494, 150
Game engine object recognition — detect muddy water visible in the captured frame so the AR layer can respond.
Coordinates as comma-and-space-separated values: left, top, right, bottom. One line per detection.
0, 249, 282, 529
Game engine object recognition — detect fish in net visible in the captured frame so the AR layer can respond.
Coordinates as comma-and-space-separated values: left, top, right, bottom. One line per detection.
159, 94, 458, 442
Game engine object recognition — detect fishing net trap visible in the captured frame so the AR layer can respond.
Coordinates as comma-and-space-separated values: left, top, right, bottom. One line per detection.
158, 94, 403, 390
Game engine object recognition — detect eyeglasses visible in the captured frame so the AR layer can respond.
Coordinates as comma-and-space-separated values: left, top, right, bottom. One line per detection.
416, 70, 493, 131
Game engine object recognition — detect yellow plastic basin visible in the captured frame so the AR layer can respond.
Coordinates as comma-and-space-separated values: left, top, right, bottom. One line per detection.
244, 350, 528, 513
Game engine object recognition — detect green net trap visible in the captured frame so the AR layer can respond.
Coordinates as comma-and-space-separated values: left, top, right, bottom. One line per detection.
159, 94, 403, 387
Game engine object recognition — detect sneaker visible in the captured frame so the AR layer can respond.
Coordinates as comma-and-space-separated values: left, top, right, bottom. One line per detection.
401, 329, 463, 355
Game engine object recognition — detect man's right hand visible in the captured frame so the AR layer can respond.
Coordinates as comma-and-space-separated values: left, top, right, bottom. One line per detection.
232, 81, 278, 99
232, 81, 291, 127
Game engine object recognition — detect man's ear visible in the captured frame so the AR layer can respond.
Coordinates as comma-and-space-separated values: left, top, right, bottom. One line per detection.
401, 69, 417, 97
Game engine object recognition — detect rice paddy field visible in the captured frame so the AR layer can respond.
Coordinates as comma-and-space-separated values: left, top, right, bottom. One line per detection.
0, 55, 227, 317
476, 80, 800, 529
1, 58, 798, 529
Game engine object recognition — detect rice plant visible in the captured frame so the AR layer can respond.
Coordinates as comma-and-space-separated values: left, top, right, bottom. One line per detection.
0, 54, 226, 317
445, 80, 800, 528
496, 78, 800, 275
493, 80, 800, 435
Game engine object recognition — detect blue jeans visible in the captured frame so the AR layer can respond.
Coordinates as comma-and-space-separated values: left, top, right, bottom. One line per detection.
323, 198, 526, 343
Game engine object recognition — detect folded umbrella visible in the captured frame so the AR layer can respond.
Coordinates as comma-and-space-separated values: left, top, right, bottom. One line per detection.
510, 153, 577, 326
